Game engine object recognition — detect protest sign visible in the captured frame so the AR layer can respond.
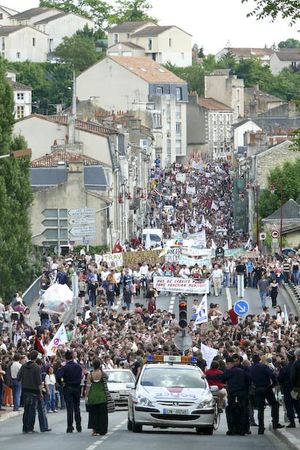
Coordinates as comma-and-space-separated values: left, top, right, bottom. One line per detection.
95, 253, 124, 268
194, 294, 208, 325
178, 254, 211, 268
186, 185, 196, 195
45, 324, 68, 356
200, 343, 219, 369
153, 277, 209, 294
176, 173, 186, 183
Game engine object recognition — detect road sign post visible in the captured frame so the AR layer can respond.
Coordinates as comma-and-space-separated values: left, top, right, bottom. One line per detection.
237, 274, 244, 298
68, 208, 96, 243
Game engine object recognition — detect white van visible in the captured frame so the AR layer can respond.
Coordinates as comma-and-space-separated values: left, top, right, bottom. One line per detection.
142, 228, 163, 248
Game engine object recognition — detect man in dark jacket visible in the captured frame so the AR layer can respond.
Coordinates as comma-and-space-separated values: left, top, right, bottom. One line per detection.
56, 350, 82, 433
250, 354, 283, 434
278, 351, 300, 428
17, 350, 42, 433
291, 348, 300, 418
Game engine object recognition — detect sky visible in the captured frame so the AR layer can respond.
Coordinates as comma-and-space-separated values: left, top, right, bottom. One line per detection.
2, 0, 300, 54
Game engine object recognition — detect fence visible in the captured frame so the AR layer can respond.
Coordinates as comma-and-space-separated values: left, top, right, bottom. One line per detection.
23, 276, 42, 307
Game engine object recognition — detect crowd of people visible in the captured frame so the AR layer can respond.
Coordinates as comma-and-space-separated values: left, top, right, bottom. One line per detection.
0, 159, 299, 438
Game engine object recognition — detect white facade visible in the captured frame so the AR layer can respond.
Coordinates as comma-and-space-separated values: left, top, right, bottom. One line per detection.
12, 85, 32, 120
207, 111, 233, 159
34, 13, 94, 53
132, 27, 192, 67
269, 51, 300, 75
107, 22, 154, 47
233, 119, 262, 151
107, 42, 145, 58
0, 26, 48, 62
10, 8, 59, 26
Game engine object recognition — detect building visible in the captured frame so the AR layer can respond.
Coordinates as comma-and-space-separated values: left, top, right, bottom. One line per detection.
6, 71, 32, 119
233, 118, 262, 152
244, 86, 284, 116
262, 199, 300, 248
270, 48, 300, 75
215, 47, 274, 65
107, 41, 146, 58
76, 56, 188, 166
204, 69, 244, 121
108, 21, 192, 67
0, 4, 18, 26
9, 7, 61, 26
0, 25, 48, 62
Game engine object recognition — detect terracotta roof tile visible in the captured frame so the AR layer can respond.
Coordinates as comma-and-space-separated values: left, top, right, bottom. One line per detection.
31, 150, 100, 167
198, 97, 232, 110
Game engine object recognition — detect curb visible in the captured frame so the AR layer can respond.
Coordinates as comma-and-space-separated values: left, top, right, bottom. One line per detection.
0, 410, 22, 422
271, 428, 300, 450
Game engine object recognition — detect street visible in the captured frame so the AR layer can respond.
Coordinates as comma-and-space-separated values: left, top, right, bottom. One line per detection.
0, 404, 287, 450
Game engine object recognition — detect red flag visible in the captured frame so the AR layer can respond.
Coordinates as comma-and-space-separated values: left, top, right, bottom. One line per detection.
34, 335, 45, 354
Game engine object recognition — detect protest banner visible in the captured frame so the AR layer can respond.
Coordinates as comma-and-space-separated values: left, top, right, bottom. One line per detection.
200, 343, 219, 369
165, 247, 182, 263
182, 248, 211, 257
45, 323, 68, 356
176, 172, 186, 183
95, 252, 124, 268
178, 254, 211, 268
194, 294, 208, 325
153, 277, 209, 294
123, 249, 161, 267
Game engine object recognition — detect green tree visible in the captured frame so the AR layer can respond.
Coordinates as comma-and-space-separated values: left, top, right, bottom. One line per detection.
109, 0, 156, 24
278, 38, 300, 48
0, 60, 33, 300
164, 62, 205, 95
40, 0, 110, 29
259, 158, 300, 218
55, 34, 101, 73
234, 58, 273, 90
241, 0, 300, 24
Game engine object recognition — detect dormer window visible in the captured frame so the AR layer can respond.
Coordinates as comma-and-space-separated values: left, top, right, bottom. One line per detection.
148, 38, 153, 50
114, 33, 119, 44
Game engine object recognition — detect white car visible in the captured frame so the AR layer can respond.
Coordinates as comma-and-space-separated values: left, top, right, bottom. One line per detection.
105, 369, 135, 407
127, 357, 215, 434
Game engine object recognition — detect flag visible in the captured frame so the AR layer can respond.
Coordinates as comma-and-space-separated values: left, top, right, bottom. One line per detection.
201, 215, 206, 228
194, 294, 208, 325
145, 231, 151, 250
45, 323, 68, 356
200, 343, 218, 369
211, 200, 218, 211
211, 239, 217, 250
244, 237, 251, 250
223, 241, 229, 250
205, 220, 213, 230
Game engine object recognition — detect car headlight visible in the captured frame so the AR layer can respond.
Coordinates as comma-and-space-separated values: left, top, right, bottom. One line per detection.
197, 398, 214, 409
135, 395, 154, 407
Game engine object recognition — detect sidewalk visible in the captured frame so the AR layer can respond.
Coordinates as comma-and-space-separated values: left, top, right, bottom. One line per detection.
0, 406, 22, 422
271, 426, 300, 450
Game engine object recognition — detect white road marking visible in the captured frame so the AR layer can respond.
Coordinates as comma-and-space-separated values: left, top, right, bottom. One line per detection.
84, 419, 126, 450
226, 287, 232, 310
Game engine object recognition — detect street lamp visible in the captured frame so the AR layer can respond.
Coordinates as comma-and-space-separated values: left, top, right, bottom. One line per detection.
270, 183, 284, 253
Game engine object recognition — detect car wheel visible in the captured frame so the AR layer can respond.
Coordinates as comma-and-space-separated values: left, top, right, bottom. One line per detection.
132, 420, 142, 433
202, 427, 214, 435
127, 416, 133, 431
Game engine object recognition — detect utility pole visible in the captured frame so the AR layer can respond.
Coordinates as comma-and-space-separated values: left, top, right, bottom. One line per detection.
256, 185, 260, 252
280, 184, 283, 253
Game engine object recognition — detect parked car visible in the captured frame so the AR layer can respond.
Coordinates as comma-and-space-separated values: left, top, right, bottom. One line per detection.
105, 369, 135, 407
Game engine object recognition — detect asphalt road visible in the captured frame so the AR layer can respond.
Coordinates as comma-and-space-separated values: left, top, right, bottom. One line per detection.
0, 405, 288, 450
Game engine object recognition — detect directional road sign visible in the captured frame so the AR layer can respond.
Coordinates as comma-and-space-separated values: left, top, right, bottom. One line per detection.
233, 300, 249, 316
68, 208, 96, 242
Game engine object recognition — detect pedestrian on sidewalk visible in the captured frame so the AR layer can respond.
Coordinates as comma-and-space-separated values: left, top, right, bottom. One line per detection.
258, 275, 270, 309
17, 350, 42, 433
56, 350, 82, 433
10, 353, 22, 411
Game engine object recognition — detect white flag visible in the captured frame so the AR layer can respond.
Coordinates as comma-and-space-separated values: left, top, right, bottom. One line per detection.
211, 239, 217, 250
45, 323, 68, 356
201, 343, 218, 369
194, 294, 208, 325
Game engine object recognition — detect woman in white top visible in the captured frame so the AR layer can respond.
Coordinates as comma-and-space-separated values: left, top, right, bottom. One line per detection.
45, 366, 57, 413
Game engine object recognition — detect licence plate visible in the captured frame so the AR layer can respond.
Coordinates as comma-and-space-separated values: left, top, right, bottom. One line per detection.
163, 408, 187, 415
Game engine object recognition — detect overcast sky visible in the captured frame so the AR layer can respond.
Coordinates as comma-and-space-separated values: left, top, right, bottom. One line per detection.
3, 0, 300, 53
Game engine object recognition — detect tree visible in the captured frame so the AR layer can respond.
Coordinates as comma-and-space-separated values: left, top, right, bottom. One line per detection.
278, 38, 300, 48
109, 0, 156, 25
0, 60, 33, 300
164, 62, 205, 96
55, 34, 101, 73
40, 0, 110, 29
241, 0, 300, 25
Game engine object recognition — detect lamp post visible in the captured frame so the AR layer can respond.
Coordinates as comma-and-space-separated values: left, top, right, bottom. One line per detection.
270, 183, 283, 253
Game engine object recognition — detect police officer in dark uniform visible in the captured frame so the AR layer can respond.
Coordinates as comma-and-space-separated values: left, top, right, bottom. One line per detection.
278, 351, 300, 428
250, 354, 283, 434
56, 350, 82, 433
207, 356, 251, 435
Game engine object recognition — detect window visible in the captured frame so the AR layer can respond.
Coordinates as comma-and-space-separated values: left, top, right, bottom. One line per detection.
49, 38, 53, 52
113, 33, 119, 44
176, 122, 181, 135
237, 105, 240, 116
237, 89, 240, 101
1, 37, 4, 51
176, 87, 182, 101
176, 139, 182, 155
16, 105, 24, 119
148, 38, 152, 50
176, 104, 181, 120
153, 113, 162, 128
16, 52, 20, 59
17, 92, 24, 100
156, 86, 163, 95
168, 38, 172, 47
167, 139, 171, 156
0, 13, 3, 19
32, 37, 36, 47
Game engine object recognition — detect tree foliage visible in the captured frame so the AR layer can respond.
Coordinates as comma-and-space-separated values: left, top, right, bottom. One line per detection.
164, 62, 205, 95
55, 34, 102, 73
0, 60, 33, 300
109, 0, 156, 25
278, 38, 300, 48
241, 0, 300, 25
259, 158, 300, 218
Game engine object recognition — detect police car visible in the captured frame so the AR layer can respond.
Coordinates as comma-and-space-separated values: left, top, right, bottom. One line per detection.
127, 355, 215, 434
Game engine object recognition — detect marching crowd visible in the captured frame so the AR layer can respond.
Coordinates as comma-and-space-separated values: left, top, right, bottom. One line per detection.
0, 160, 299, 438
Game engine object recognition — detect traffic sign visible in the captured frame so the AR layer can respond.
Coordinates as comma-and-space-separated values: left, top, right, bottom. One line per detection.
68, 208, 96, 217
259, 232, 266, 241
69, 227, 96, 237
271, 230, 279, 239
233, 300, 249, 316
68, 217, 96, 226
68, 208, 96, 242
174, 331, 192, 353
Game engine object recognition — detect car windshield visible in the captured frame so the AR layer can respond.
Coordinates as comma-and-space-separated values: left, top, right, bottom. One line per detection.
105, 371, 135, 383
142, 234, 161, 242
140, 367, 206, 389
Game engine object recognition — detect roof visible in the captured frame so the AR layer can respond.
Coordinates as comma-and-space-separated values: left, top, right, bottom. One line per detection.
19, 114, 118, 137
221, 47, 274, 57
31, 166, 67, 187
264, 199, 300, 221
0, 25, 25, 36
131, 25, 173, 37
31, 150, 100, 168
0, 5, 18, 15
109, 56, 186, 84
244, 87, 283, 103
84, 165, 107, 190
274, 48, 300, 61
34, 11, 66, 24
9, 80, 32, 91
198, 97, 232, 111
108, 41, 145, 50
109, 21, 154, 33
232, 118, 260, 129
11, 7, 57, 20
